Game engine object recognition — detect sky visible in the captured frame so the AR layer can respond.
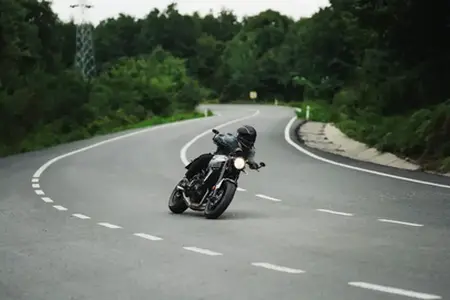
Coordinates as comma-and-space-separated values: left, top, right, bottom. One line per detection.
50, 0, 330, 25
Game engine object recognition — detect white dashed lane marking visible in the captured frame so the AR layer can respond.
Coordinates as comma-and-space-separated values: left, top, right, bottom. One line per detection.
348, 282, 441, 299
97, 222, 122, 229
183, 246, 223, 256
378, 219, 423, 227
237, 187, 246, 192
255, 194, 281, 202
53, 205, 68, 211
32, 183, 40, 188
35, 190, 45, 195
251, 262, 305, 274
316, 209, 354, 216
133, 233, 163, 241
32, 178, 39, 183
72, 213, 91, 219
41, 197, 54, 203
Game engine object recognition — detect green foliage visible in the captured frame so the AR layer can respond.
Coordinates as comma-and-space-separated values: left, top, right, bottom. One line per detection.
0, 1, 209, 157
290, 100, 334, 123
1, 0, 449, 171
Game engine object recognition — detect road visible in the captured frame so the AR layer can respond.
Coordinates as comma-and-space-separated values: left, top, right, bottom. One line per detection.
1, 104, 449, 300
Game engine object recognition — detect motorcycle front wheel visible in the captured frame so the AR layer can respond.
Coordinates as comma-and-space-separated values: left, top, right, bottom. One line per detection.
204, 181, 236, 219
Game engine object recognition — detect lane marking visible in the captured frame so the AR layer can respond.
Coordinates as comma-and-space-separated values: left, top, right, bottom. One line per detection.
317, 209, 354, 216
33, 113, 217, 179
133, 233, 163, 241
348, 281, 442, 299
237, 187, 246, 192
32, 184, 40, 188
255, 194, 281, 202
97, 222, 122, 229
251, 262, 305, 274
41, 197, 53, 203
378, 218, 423, 227
53, 205, 68, 211
72, 213, 91, 219
182, 246, 223, 256
35, 190, 44, 195
32, 178, 39, 183
284, 116, 450, 189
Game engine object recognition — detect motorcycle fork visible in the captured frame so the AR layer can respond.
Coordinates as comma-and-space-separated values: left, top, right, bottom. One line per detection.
210, 161, 228, 197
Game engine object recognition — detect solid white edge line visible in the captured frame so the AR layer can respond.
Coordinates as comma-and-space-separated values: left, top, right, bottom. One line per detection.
53, 205, 68, 211
97, 222, 122, 229
378, 218, 423, 227
251, 262, 305, 274
316, 209, 354, 216
180, 110, 260, 166
255, 194, 281, 202
35, 190, 44, 195
72, 213, 91, 219
41, 197, 53, 203
32, 184, 40, 188
133, 233, 163, 241
32, 112, 218, 178
348, 282, 442, 299
182, 246, 223, 256
284, 116, 450, 189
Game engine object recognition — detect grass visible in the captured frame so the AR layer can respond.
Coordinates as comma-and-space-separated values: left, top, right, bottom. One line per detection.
122, 110, 212, 130
0, 109, 214, 158
280, 100, 334, 122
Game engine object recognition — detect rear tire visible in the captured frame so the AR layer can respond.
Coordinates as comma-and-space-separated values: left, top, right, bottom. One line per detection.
204, 181, 236, 219
168, 182, 188, 214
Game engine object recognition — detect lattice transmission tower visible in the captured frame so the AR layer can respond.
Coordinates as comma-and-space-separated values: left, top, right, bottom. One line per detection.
70, 0, 96, 79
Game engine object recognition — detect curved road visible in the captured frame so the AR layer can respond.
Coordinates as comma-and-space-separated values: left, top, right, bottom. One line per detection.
1, 104, 450, 300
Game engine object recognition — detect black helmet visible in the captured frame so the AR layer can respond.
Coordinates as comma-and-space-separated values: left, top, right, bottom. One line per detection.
236, 125, 257, 150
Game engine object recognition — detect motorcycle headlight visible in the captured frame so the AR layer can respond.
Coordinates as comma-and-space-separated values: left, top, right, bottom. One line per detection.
233, 157, 246, 170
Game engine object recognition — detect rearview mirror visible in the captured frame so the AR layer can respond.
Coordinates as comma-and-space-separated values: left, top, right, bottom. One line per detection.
212, 129, 219, 134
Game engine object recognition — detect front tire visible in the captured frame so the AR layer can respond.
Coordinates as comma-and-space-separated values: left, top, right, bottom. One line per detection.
204, 181, 236, 219
168, 182, 188, 214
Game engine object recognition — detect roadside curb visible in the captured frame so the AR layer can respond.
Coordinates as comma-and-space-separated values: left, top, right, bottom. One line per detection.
293, 119, 308, 145
293, 118, 450, 178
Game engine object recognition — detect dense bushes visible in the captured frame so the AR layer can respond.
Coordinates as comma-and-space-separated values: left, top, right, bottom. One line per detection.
0, 1, 208, 157
334, 100, 450, 172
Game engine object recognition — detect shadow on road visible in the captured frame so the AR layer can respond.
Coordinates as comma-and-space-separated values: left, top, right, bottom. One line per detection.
169, 210, 266, 220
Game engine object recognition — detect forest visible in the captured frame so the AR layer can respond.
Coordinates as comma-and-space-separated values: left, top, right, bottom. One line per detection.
1, 0, 449, 173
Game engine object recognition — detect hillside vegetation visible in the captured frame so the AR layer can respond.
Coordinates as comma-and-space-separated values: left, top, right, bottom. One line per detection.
1, 1, 449, 172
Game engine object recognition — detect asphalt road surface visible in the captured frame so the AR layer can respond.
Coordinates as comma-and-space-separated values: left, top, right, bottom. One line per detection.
1, 104, 450, 300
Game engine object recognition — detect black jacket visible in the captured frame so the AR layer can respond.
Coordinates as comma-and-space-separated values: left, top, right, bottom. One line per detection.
212, 133, 257, 164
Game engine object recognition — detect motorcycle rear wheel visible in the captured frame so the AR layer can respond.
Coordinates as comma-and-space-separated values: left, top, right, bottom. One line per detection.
168, 181, 188, 214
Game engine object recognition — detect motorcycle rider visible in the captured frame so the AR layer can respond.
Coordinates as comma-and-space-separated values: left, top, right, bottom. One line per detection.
177, 125, 259, 191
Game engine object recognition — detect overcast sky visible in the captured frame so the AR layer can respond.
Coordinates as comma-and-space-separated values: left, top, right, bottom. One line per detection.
51, 0, 330, 25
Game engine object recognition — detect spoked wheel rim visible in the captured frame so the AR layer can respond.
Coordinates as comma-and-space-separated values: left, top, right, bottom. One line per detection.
169, 184, 183, 205
206, 188, 224, 211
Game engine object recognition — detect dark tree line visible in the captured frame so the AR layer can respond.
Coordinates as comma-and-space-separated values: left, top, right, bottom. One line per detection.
1, 0, 449, 171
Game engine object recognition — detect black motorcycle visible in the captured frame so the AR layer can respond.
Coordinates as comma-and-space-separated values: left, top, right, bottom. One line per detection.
169, 128, 266, 219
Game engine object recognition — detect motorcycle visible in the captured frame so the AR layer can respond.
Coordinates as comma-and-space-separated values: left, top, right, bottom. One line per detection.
168, 128, 266, 219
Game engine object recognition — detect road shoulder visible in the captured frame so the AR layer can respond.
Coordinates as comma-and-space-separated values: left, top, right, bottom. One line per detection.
286, 118, 450, 187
